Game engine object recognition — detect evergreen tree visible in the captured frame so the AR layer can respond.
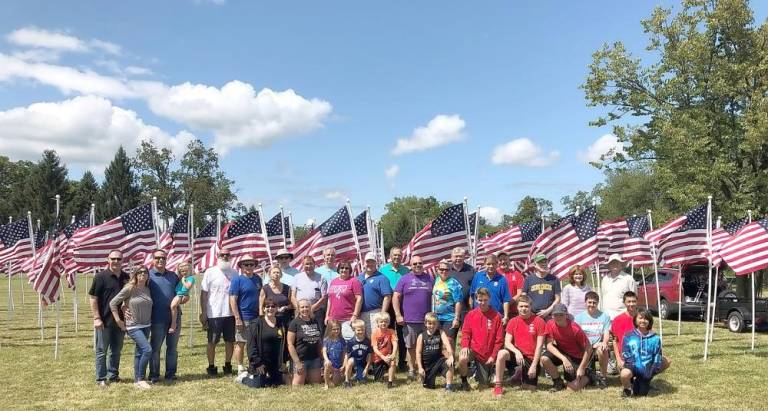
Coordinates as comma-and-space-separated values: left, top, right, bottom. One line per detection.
99, 146, 141, 220
17, 150, 69, 228
65, 171, 99, 222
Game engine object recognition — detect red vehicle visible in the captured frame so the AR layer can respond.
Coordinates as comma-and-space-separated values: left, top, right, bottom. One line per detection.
635, 265, 723, 320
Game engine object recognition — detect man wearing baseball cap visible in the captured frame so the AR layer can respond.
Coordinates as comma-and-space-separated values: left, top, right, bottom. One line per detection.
540, 303, 593, 392
522, 254, 561, 320
601, 254, 636, 319
356, 252, 392, 335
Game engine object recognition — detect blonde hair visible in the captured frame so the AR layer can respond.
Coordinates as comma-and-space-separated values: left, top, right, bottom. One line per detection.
375, 311, 391, 324
424, 312, 438, 323
177, 262, 191, 276
351, 319, 366, 331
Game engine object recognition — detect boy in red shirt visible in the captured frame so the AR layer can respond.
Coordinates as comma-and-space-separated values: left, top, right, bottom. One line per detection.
498, 252, 524, 316
458, 287, 503, 392
611, 291, 638, 371
541, 303, 593, 392
495, 295, 546, 396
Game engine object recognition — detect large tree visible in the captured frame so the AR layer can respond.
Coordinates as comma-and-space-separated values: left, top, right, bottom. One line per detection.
133, 140, 181, 223
18, 150, 70, 228
99, 146, 141, 220
509, 196, 558, 225
65, 171, 99, 222
583, 0, 768, 221
378, 196, 453, 253
0, 156, 34, 222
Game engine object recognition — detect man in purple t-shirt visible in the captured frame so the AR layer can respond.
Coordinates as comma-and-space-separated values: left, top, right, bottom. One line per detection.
393, 255, 433, 380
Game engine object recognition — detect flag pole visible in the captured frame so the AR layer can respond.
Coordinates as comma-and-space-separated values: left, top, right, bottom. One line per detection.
462, 198, 472, 267
592, 200, 601, 296
152, 197, 160, 249
473, 206, 480, 267
188, 204, 195, 349
677, 263, 683, 336
90, 203, 96, 349
288, 212, 295, 248
748, 210, 756, 351
54, 195, 61, 359
379, 222, 385, 264
346, 199, 364, 265
6, 215, 13, 327
280, 206, 287, 252
366, 205, 374, 259
258, 203, 272, 265
647, 209, 664, 343
639, 265, 649, 310
703, 196, 714, 360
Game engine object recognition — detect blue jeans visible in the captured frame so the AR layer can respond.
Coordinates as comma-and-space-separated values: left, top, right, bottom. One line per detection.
95, 325, 125, 382
149, 314, 180, 381
127, 327, 152, 382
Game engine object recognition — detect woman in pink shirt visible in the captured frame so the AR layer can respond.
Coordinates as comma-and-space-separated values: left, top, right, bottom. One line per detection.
325, 261, 363, 340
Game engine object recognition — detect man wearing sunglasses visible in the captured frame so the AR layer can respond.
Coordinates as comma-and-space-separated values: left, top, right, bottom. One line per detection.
275, 249, 300, 287
316, 248, 339, 283
89, 250, 129, 388
148, 248, 184, 383
393, 255, 434, 381
200, 247, 238, 377
229, 253, 263, 376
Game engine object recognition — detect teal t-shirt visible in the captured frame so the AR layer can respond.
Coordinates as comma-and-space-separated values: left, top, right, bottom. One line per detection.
175, 275, 196, 296
432, 277, 463, 321
574, 310, 611, 345
379, 263, 409, 289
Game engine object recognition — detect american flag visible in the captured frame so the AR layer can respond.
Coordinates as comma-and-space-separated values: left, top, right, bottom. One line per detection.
648, 204, 709, 267
403, 203, 469, 272
72, 203, 157, 268
477, 219, 542, 267
19, 227, 47, 273
60, 213, 92, 287
192, 220, 218, 271
284, 216, 294, 247
355, 210, 372, 254
198, 211, 268, 271
527, 207, 598, 279
289, 206, 358, 267
145, 213, 190, 271
596, 215, 653, 267
710, 218, 749, 266
719, 218, 768, 276
0, 218, 34, 265
31, 235, 63, 304
266, 213, 287, 258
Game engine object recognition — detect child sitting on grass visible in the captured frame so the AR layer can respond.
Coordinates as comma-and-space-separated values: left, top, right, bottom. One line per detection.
323, 320, 345, 389
343, 319, 371, 388
169, 261, 195, 334
371, 312, 398, 389
416, 312, 455, 392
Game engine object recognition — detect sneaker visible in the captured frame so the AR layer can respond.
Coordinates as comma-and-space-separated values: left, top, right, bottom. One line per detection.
407, 371, 416, 382
222, 364, 234, 375
622, 388, 633, 398
445, 384, 455, 393
597, 375, 608, 390
97, 381, 108, 389
387, 381, 395, 389
343, 381, 353, 389
206, 365, 218, 377
135, 381, 152, 390
165, 376, 177, 383
235, 371, 249, 383
108, 376, 121, 383
493, 385, 503, 398
550, 378, 566, 392
460, 380, 471, 391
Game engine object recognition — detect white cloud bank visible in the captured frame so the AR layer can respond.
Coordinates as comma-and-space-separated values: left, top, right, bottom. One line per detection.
392, 114, 465, 155
491, 138, 560, 167
6, 26, 121, 55
478, 206, 503, 225
578, 134, 626, 163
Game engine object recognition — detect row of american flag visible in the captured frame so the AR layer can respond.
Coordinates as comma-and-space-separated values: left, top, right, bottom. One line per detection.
2, 199, 768, 305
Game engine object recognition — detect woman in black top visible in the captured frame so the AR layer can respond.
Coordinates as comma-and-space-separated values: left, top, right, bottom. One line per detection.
287, 299, 323, 386
260, 266, 294, 323
248, 298, 287, 387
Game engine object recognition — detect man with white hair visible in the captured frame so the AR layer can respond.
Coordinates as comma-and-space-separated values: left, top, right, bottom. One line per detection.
200, 247, 238, 377
316, 248, 339, 283
601, 254, 636, 319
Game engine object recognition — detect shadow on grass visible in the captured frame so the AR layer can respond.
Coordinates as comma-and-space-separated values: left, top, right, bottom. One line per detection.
647, 379, 677, 396
173, 373, 218, 383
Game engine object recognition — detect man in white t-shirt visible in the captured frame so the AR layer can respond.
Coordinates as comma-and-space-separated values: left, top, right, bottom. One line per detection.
200, 247, 238, 377
600, 254, 637, 319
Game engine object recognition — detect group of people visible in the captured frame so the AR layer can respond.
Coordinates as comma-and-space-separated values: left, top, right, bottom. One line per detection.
90, 245, 671, 398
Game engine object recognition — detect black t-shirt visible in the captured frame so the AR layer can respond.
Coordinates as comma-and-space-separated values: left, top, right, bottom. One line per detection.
288, 317, 321, 361
420, 331, 443, 367
259, 317, 284, 367
449, 263, 475, 304
88, 269, 130, 328
264, 284, 294, 322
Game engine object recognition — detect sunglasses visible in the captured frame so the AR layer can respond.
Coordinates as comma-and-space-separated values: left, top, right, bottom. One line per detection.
109, 258, 122, 261
219, 254, 231, 257
277, 256, 290, 260
153, 256, 166, 260
264, 305, 277, 309
412, 262, 423, 266
339, 267, 352, 271
437, 268, 448, 272
241, 263, 255, 267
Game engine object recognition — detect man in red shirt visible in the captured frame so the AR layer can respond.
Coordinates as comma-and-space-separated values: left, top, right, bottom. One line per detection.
495, 295, 546, 396
498, 252, 524, 316
540, 303, 593, 392
458, 287, 503, 392
611, 291, 638, 371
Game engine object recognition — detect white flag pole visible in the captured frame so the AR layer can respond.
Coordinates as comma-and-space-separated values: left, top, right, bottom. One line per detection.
152, 197, 160, 248
288, 212, 295, 248
279, 206, 287, 252
462, 198, 472, 267
90, 203, 96, 349
748, 210, 756, 351
639, 266, 649, 310
257, 203, 272, 265
188, 204, 195, 349
366, 205, 374, 257
379, 223, 385, 264
473, 206, 480, 267
647, 210, 664, 343
703, 197, 714, 360
346, 200, 364, 265
592, 200, 601, 295
53, 195, 61, 359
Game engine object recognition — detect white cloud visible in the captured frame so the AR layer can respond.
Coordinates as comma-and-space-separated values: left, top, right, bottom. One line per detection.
478, 206, 503, 225
578, 134, 625, 163
6, 27, 121, 55
324, 191, 346, 201
125, 66, 153, 76
146, 81, 332, 155
11, 48, 61, 63
491, 138, 560, 167
0, 95, 194, 171
391, 114, 465, 155
384, 164, 399, 180
306, 218, 316, 226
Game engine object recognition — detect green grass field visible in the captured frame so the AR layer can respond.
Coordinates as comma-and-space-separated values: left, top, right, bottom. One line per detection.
1, 275, 767, 410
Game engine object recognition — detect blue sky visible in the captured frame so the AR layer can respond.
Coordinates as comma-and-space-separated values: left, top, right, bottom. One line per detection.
2, 1, 766, 226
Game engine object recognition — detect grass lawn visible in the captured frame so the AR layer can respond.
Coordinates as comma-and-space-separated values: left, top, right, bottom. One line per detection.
1, 275, 767, 410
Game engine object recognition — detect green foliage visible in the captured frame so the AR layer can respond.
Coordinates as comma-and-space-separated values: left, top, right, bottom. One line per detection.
561, 190, 598, 216
64, 171, 99, 222
379, 196, 453, 252
98, 147, 141, 220
583, 0, 768, 221
509, 196, 559, 225
133, 140, 181, 223
19, 150, 70, 228
293, 224, 312, 243
0, 156, 34, 222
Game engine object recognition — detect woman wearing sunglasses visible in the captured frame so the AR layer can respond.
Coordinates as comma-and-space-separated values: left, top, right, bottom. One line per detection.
109, 266, 153, 389
243, 297, 288, 387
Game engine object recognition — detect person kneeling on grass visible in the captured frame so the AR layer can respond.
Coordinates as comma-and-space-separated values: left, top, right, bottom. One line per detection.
169, 262, 195, 334
495, 295, 546, 396
322, 320, 345, 389
540, 303, 593, 392
416, 312, 455, 392
343, 319, 372, 388
371, 312, 398, 388
620, 309, 671, 398
457, 287, 503, 392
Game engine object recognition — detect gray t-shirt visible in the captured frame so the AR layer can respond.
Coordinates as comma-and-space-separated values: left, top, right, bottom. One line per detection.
294, 271, 328, 306
109, 285, 153, 329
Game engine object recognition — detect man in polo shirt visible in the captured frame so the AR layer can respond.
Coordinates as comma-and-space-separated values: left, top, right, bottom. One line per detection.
148, 249, 182, 383
601, 254, 637, 319
448, 247, 475, 313
275, 248, 300, 287
357, 252, 392, 335
89, 250, 129, 387
380, 247, 409, 370
316, 247, 339, 283
469, 255, 511, 324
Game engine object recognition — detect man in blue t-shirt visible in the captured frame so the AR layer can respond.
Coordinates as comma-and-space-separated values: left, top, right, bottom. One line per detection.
316, 247, 339, 283
228, 254, 263, 375
522, 254, 561, 319
147, 249, 181, 383
469, 255, 511, 323
357, 252, 392, 335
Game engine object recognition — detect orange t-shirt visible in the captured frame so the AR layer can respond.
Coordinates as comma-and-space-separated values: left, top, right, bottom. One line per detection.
371, 328, 396, 363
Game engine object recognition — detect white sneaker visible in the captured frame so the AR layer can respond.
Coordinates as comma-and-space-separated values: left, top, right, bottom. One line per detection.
235, 371, 250, 383
135, 381, 152, 390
